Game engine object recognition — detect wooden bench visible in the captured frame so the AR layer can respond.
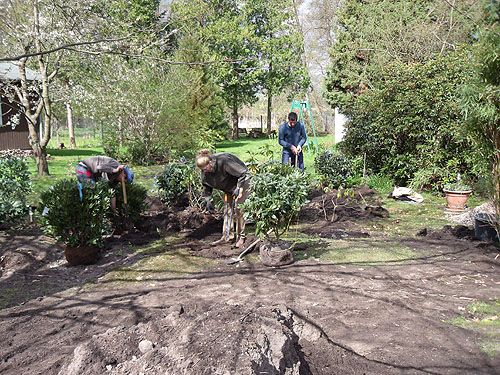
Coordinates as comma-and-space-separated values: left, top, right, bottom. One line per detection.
249, 129, 265, 138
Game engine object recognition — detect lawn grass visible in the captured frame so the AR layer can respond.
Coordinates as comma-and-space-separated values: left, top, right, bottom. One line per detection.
216, 133, 335, 172
448, 299, 500, 357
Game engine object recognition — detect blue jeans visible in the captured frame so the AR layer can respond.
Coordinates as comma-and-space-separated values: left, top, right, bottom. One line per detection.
282, 152, 304, 170
75, 163, 96, 183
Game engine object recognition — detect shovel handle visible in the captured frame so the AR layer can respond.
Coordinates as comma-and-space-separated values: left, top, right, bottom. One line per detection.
235, 229, 274, 260
121, 171, 128, 204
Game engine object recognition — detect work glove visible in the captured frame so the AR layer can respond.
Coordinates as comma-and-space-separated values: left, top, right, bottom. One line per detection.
232, 187, 240, 199
205, 197, 214, 213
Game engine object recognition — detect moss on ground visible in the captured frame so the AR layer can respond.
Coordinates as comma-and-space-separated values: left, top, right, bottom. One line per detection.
83, 238, 219, 290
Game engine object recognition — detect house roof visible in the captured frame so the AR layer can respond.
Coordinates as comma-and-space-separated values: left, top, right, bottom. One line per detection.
0, 62, 41, 81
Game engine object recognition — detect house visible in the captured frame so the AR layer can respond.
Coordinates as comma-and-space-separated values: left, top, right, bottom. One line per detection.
0, 62, 41, 151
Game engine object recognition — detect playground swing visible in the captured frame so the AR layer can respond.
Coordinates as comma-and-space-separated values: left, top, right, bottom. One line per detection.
290, 100, 319, 154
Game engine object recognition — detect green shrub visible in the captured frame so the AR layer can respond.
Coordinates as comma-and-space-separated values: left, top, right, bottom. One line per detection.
246, 145, 279, 173
260, 160, 297, 177
0, 157, 32, 226
339, 50, 479, 187
114, 183, 148, 223
39, 179, 114, 247
314, 152, 353, 189
127, 141, 152, 165
155, 161, 203, 207
243, 164, 311, 239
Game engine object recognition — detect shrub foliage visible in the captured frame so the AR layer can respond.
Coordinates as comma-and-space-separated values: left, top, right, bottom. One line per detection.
114, 183, 149, 223
338, 51, 479, 188
40, 179, 114, 247
0, 157, 32, 226
314, 152, 353, 189
155, 161, 204, 208
243, 162, 310, 239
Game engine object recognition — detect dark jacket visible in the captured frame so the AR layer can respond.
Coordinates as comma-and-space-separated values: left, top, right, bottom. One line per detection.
81, 156, 121, 187
278, 121, 307, 155
201, 153, 247, 198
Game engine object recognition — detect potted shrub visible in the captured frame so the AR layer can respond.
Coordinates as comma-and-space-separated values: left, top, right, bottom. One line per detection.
443, 181, 472, 211
242, 162, 311, 266
40, 179, 114, 265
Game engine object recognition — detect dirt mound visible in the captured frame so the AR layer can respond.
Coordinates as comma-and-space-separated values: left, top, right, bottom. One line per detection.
0, 226, 64, 282
58, 302, 398, 375
144, 196, 168, 212
417, 225, 477, 241
136, 198, 213, 235
301, 186, 388, 224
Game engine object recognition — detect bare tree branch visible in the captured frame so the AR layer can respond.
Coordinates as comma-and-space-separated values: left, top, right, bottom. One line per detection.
0, 35, 138, 62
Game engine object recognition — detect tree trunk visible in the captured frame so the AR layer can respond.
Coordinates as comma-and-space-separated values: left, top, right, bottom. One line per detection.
267, 92, 272, 135
55, 118, 60, 146
232, 106, 239, 140
32, 142, 49, 175
16, 57, 50, 176
493, 127, 500, 234
66, 82, 76, 148
67, 102, 76, 148
32, 1, 54, 176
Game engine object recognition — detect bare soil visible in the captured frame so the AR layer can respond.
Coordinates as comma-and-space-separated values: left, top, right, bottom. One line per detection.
1, 188, 500, 374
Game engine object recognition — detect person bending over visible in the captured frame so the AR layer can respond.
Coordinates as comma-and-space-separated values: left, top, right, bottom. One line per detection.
195, 149, 249, 248
75, 156, 134, 210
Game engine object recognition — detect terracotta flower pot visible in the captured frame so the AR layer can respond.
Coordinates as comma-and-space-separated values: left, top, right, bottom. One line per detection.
64, 245, 100, 265
443, 189, 472, 211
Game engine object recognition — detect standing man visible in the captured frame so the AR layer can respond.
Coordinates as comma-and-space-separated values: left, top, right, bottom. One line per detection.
195, 149, 249, 248
279, 112, 307, 170
75, 156, 134, 210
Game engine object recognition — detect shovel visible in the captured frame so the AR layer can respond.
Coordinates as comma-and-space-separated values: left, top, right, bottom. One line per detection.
121, 170, 133, 232
222, 193, 229, 240
227, 229, 273, 264
290, 152, 298, 168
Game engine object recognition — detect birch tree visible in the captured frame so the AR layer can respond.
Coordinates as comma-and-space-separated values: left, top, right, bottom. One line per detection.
0, 0, 160, 174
